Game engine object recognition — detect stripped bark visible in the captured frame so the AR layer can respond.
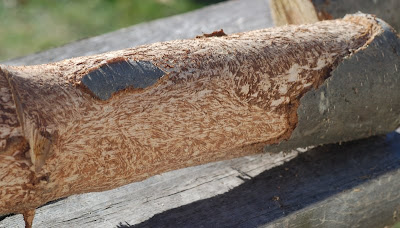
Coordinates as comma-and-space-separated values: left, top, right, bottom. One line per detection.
0, 14, 396, 226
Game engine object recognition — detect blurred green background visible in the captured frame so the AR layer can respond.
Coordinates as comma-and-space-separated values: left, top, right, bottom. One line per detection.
0, 0, 225, 61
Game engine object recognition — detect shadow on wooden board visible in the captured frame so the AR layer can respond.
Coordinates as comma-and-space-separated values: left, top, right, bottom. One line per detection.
116, 132, 400, 228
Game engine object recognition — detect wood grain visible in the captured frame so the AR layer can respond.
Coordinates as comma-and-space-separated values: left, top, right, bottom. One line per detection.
270, 0, 320, 26
0, 14, 391, 226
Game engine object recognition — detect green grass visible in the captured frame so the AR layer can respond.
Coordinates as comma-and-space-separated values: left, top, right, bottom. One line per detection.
392, 222, 400, 228
0, 0, 224, 61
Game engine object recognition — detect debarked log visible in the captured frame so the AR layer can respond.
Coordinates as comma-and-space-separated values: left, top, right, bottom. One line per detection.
0, 13, 399, 227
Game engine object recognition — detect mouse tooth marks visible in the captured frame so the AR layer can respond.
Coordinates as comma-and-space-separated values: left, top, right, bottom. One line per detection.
81, 60, 166, 100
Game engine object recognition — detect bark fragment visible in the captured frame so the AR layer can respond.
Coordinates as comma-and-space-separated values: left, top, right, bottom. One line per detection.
81, 60, 166, 100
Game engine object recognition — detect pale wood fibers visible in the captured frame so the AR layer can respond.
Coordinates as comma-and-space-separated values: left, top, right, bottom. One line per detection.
0, 15, 381, 217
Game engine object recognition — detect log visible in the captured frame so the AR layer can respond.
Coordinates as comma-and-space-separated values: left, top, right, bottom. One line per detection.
0, 13, 399, 227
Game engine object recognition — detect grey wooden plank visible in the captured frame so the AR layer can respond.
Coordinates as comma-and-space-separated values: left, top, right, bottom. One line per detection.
0, 150, 302, 228
2, 0, 273, 66
113, 133, 400, 228
1, 132, 400, 227
312, 0, 400, 32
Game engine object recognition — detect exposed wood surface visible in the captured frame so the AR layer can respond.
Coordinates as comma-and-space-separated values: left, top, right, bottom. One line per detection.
0, 1, 399, 227
0, 149, 303, 228
266, 15, 400, 152
0, 15, 384, 215
2, 133, 400, 228
270, 0, 320, 26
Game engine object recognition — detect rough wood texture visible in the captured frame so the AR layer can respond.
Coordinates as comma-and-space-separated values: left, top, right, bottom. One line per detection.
270, 0, 320, 26
0, 15, 389, 219
0, 74, 25, 156
267, 16, 400, 152
0, 0, 399, 226
2, 133, 400, 228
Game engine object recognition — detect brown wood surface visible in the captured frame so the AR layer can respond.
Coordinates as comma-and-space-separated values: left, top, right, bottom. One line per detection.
0, 1, 399, 227
0, 14, 383, 219
270, 0, 319, 26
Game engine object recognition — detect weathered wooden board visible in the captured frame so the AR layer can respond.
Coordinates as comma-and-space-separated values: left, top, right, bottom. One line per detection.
126, 133, 400, 228
270, 0, 400, 32
0, 149, 302, 227
1, 0, 399, 227
1, 133, 400, 228
311, 0, 400, 32
2, 0, 274, 66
